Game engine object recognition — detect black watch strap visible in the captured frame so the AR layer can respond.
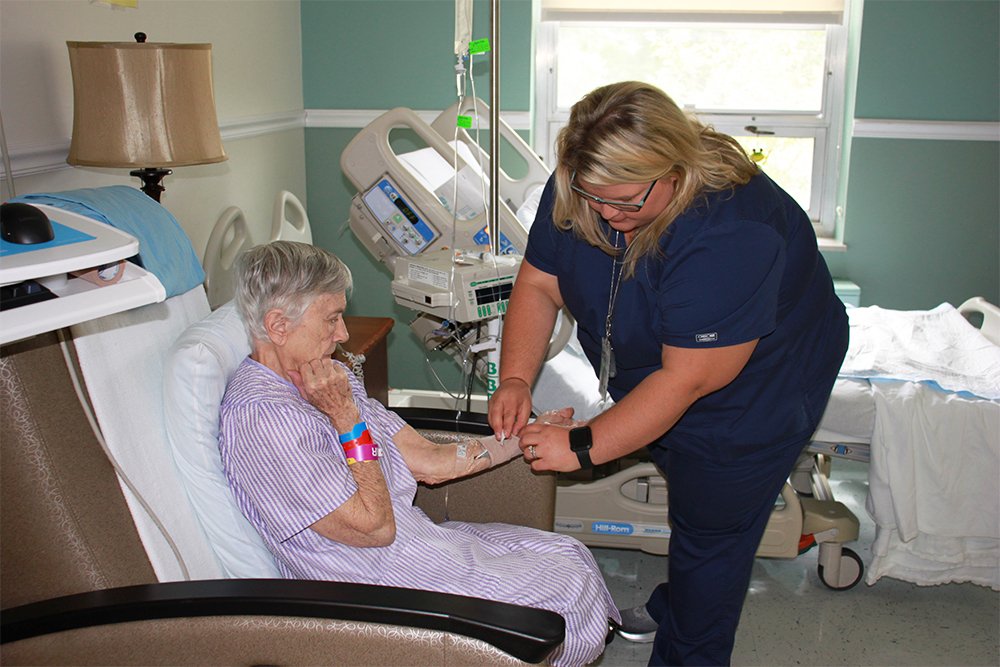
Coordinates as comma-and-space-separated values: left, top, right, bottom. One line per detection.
569, 426, 594, 470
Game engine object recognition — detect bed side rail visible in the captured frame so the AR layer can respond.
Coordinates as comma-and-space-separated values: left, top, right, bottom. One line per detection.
958, 296, 1000, 347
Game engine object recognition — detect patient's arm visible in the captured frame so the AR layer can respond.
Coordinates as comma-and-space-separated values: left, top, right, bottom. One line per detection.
309, 463, 395, 547
393, 425, 522, 486
290, 358, 395, 547
395, 408, 582, 484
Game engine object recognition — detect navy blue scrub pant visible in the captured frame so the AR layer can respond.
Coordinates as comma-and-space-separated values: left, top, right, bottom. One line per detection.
646, 436, 809, 666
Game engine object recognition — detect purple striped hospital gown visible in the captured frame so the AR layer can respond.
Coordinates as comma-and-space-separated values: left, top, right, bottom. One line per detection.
219, 358, 619, 666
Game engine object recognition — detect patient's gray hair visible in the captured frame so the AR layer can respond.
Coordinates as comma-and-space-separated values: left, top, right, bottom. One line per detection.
234, 241, 353, 344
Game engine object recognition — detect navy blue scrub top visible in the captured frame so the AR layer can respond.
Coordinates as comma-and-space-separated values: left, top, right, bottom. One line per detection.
524, 173, 848, 461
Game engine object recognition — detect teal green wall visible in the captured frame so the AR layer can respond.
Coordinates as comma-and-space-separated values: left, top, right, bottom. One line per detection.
821, 0, 1000, 309
823, 139, 999, 309
301, 0, 532, 110
853, 0, 999, 122
300, 0, 1000, 391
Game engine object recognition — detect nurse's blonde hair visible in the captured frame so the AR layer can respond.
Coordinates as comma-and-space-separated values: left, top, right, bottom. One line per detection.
554, 81, 760, 277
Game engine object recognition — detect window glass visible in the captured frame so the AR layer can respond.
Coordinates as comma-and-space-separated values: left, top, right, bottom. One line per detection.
538, 16, 850, 233
732, 135, 815, 211
556, 25, 827, 113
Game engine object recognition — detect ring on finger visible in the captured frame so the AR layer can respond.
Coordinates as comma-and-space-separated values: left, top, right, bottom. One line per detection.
528, 445, 538, 460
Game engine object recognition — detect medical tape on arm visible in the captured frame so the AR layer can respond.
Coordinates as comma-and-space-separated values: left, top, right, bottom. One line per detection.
479, 435, 520, 465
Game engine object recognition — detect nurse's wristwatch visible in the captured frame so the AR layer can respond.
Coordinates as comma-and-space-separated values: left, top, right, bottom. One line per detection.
569, 426, 595, 470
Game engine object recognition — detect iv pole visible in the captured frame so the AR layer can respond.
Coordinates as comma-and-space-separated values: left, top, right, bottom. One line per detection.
485, 0, 503, 399
489, 0, 500, 258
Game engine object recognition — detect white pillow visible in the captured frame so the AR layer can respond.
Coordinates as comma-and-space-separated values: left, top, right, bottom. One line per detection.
163, 301, 282, 578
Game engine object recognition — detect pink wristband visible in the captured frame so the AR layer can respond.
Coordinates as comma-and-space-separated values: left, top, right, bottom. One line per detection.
344, 443, 380, 465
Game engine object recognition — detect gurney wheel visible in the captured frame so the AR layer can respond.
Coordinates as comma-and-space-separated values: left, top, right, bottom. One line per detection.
818, 547, 864, 590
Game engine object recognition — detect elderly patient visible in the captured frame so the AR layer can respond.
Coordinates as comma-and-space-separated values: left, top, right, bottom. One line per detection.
218, 241, 618, 667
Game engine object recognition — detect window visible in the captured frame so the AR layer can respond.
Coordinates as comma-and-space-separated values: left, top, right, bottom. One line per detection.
534, 1, 851, 237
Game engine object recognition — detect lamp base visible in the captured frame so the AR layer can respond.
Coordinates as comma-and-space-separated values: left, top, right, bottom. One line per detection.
130, 167, 172, 203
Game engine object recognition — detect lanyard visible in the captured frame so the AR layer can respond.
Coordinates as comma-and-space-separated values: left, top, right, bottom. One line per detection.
598, 232, 624, 400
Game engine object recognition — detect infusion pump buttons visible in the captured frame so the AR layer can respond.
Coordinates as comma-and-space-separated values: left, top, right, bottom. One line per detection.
362, 178, 437, 255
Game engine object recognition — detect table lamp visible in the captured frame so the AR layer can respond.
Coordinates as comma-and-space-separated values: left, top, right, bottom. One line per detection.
66, 33, 227, 202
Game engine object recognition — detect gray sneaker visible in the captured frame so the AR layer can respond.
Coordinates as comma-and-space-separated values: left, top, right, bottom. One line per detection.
613, 604, 658, 643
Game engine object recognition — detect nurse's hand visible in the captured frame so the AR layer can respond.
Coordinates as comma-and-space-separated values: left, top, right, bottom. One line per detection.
488, 377, 533, 441
517, 421, 578, 472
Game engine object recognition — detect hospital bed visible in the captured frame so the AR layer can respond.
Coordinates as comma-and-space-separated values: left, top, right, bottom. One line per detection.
202, 189, 311, 309
340, 101, 1000, 592
551, 300, 1000, 591
1, 189, 565, 665
806, 299, 1000, 590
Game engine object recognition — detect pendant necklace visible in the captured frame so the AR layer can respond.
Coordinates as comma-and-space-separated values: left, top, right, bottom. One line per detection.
598, 231, 624, 401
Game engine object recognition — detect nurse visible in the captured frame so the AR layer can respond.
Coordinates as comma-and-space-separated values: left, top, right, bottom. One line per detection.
488, 81, 849, 666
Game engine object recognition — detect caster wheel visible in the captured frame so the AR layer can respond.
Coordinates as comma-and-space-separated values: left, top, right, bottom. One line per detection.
818, 547, 864, 590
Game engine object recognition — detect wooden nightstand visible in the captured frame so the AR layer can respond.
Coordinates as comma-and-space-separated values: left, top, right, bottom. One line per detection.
334, 316, 394, 405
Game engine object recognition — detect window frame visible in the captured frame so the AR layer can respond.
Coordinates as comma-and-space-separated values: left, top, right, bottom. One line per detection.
532, 14, 851, 237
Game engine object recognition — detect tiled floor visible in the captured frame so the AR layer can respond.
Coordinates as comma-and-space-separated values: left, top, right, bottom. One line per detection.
588, 459, 1000, 666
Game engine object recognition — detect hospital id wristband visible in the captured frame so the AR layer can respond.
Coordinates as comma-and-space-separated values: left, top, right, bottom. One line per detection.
340, 423, 374, 454
344, 443, 380, 466
339, 422, 371, 445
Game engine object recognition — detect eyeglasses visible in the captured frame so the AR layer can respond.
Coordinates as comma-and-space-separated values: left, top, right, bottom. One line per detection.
570, 171, 657, 212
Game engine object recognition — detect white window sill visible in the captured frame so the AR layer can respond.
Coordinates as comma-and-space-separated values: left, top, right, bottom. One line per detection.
817, 236, 847, 252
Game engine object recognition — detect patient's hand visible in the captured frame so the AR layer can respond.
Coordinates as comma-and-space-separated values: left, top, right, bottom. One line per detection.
534, 407, 586, 429
288, 358, 360, 431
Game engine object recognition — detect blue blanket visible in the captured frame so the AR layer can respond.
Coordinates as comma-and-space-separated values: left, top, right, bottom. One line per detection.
12, 186, 205, 298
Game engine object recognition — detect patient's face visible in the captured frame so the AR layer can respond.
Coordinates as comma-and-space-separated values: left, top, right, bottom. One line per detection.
282, 291, 349, 366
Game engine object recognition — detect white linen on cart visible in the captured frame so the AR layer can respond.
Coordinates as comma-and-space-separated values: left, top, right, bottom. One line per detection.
840, 304, 1000, 590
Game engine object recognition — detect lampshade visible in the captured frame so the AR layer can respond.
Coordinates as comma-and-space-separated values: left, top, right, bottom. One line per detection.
66, 40, 228, 169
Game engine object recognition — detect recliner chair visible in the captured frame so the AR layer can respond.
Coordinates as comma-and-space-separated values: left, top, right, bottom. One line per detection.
1, 328, 563, 665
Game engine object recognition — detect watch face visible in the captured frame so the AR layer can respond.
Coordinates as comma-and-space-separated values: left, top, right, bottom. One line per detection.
570, 426, 592, 452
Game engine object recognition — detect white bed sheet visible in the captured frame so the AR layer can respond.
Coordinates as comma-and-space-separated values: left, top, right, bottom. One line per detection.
813, 377, 876, 446
866, 379, 999, 589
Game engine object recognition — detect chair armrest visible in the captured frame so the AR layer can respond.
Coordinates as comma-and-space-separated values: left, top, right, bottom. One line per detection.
396, 408, 495, 434
2, 579, 564, 664
400, 409, 557, 530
